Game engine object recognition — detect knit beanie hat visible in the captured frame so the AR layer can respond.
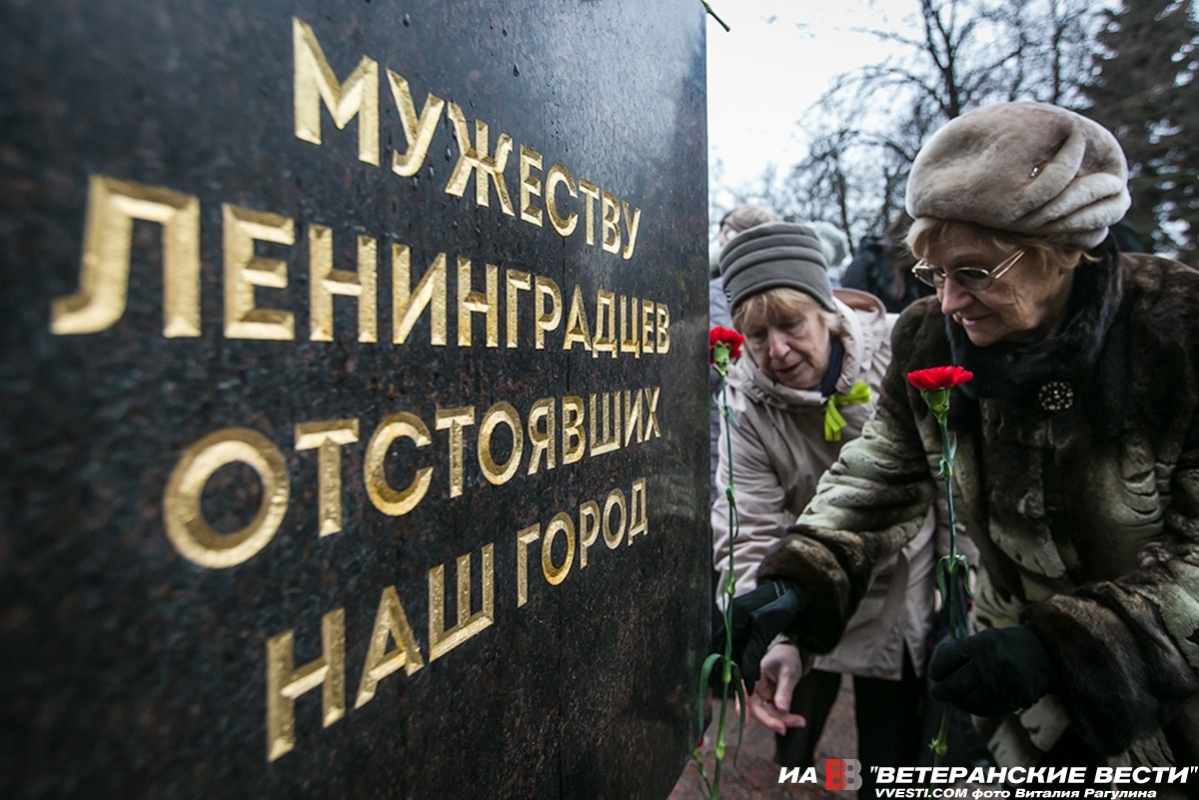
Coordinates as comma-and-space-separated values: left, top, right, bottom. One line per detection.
905, 102, 1131, 249
719, 222, 835, 312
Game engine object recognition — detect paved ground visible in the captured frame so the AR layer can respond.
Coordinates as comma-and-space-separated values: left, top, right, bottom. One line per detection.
668, 677, 855, 800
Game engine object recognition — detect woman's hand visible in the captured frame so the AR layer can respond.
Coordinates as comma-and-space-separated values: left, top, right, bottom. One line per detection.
748, 641, 808, 735
929, 624, 1057, 716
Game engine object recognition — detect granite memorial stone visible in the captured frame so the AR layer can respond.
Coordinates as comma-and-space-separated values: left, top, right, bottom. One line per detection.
0, 1, 710, 796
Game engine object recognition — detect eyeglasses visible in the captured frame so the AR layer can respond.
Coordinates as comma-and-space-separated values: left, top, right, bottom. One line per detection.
911, 248, 1026, 292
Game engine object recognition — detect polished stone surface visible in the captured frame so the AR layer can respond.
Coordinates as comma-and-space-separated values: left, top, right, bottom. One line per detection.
0, 1, 709, 796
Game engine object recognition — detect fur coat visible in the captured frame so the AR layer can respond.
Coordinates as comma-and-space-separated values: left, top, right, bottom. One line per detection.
758, 240, 1199, 769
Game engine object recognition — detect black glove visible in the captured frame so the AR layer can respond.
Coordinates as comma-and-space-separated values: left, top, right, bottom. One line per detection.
929, 624, 1057, 716
709, 578, 804, 694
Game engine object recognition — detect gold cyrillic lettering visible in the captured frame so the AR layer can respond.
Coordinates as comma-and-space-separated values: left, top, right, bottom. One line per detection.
516, 524, 540, 607
386, 70, 444, 177
562, 284, 592, 352
457, 258, 499, 347
578, 179, 599, 246
308, 226, 377, 342
392, 245, 447, 346
293, 17, 379, 165
601, 191, 621, 254
435, 407, 475, 498
619, 295, 641, 358
478, 402, 523, 485
163, 428, 290, 569
592, 289, 617, 359
646, 386, 662, 439
519, 145, 543, 227
295, 419, 360, 536
578, 500, 600, 567
364, 412, 432, 515
541, 512, 575, 586
51, 174, 200, 337
623, 389, 643, 446
429, 544, 495, 660
526, 397, 556, 474
444, 103, 514, 215
505, 270, 531, 348
641, 298, 656, 354
629, 477, 648, 544
602, 488, 627, 549
354, 586, 424, 708
656, 303, 670, 353
561, 395, 585, 465
222, 204, 295, 340
589, 392, 621, 456
266, 609, 346, 762
534, 276, 562, 349
621, 201, 642, 260
545, 164, 578, 237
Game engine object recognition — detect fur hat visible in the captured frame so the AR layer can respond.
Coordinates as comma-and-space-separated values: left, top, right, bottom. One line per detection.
719, 222, 835, 312
905, 102, 1131, 249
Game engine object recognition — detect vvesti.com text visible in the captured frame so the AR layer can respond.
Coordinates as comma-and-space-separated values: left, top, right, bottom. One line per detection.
783, 765, 1199, 797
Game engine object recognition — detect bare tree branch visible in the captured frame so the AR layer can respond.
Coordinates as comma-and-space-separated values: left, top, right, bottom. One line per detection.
716, 0, 1103, 252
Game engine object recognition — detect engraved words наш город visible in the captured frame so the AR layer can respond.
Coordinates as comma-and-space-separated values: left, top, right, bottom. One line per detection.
47, 16, 670, 762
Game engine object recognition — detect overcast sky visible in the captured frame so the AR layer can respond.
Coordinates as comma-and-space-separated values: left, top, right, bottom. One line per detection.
706, 1, 914, 205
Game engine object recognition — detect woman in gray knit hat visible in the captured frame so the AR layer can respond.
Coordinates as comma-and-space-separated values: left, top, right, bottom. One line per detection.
712, 221, 943, 791
727, 102, 1199, 788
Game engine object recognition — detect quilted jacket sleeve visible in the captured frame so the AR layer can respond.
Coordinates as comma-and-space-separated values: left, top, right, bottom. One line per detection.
756, 307, 940, 653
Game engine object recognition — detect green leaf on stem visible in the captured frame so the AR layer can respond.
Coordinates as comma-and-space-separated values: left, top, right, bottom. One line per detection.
698, 652, 722, 736
690, 754, 713, 800
703, 0, 731, 31
732, 668, 747, 767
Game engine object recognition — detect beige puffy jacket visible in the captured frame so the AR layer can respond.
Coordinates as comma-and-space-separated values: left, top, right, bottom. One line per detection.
712, 288, 938, 679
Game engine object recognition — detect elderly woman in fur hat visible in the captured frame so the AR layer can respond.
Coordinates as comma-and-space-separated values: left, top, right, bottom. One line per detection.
713, 222, 944, 787
725, 102, 1199, 780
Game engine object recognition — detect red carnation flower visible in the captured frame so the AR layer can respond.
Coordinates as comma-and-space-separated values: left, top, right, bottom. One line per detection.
709, 326, 745, 364
906, 365, 973, 392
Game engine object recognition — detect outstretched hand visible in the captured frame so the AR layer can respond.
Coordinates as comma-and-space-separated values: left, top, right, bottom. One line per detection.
749, 642, 808, 734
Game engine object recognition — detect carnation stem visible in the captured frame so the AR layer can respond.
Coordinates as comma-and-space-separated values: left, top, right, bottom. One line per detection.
697, 337, 745, 800
931, 417, 967, 767
713, 377, 738, 797
940, 420, 957, 562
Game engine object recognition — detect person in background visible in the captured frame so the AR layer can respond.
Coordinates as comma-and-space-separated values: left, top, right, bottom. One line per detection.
712, 221, 940, 798
731, 102, 1199, 794
800, 220, 851, 287
842, 212, 935, 313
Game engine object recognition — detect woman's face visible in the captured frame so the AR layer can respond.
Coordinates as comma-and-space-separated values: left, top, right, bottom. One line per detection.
740, 301, 832, 390
924, 230, 1077, 347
